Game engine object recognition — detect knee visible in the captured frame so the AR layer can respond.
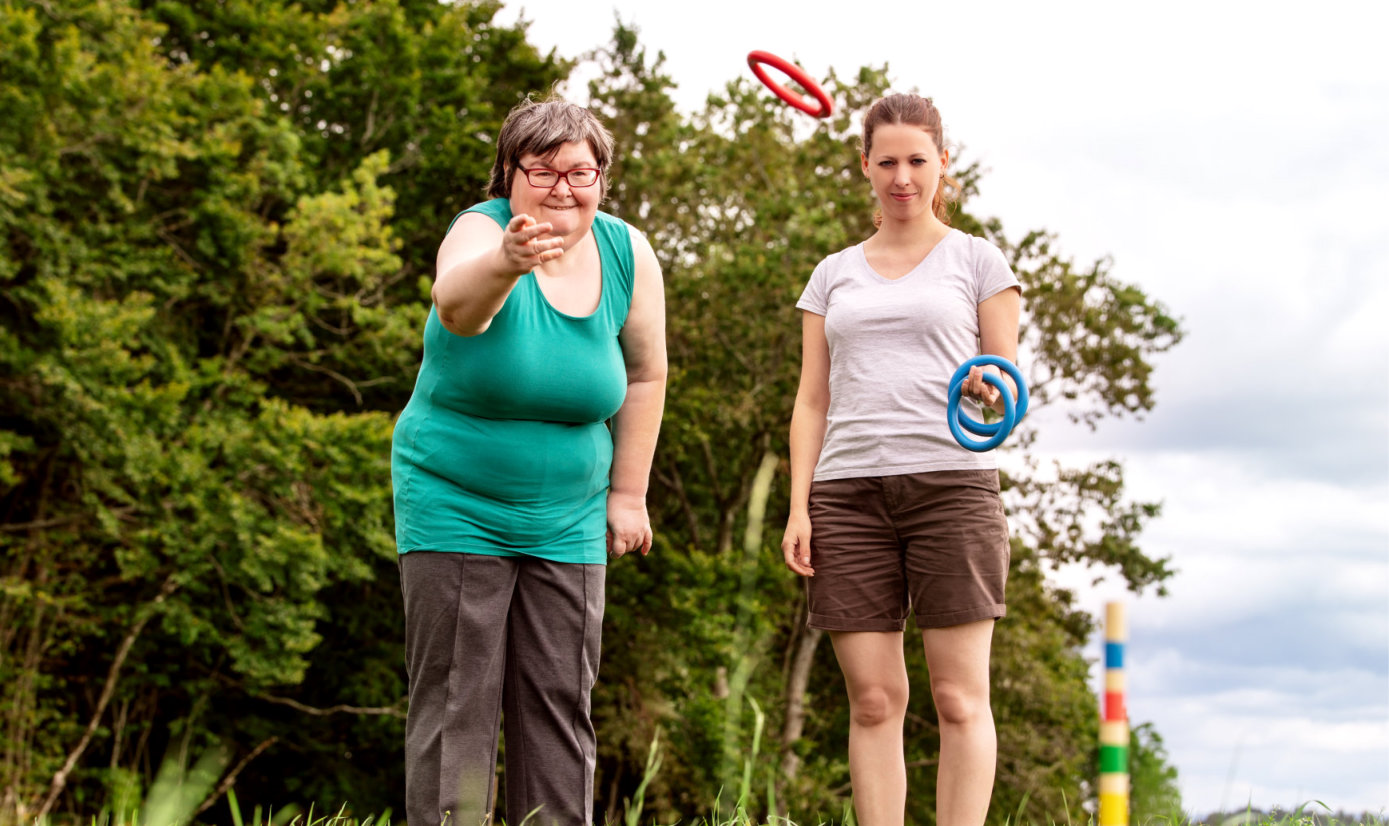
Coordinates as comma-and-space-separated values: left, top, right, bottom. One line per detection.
848, 682, 908, 728
931, 679, 990, 728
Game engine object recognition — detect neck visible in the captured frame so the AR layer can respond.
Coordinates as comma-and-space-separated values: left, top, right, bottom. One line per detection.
871, 212, 949, 248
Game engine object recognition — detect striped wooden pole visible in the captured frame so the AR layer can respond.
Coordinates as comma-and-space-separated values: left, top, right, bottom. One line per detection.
1099, 601, 1129, 826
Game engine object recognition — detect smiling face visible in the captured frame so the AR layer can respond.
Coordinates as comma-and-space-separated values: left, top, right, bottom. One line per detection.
508, 140, 603, 243
861, 123, 949, 226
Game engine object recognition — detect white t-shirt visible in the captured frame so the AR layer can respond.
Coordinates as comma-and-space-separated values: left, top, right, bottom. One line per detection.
796, 229, 1022, 481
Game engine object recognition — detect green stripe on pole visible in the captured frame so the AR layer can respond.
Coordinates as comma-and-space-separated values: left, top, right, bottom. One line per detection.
1100, 744, 1129, 773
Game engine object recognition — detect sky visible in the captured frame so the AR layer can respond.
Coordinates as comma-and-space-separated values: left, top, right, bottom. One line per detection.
493, 0, 1389, 817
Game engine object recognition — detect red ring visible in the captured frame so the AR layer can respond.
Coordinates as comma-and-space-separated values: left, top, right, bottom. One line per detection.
747, 50, 833, 119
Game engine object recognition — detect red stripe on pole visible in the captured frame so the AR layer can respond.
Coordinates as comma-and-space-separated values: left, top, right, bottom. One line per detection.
1104, 691, 1126, 721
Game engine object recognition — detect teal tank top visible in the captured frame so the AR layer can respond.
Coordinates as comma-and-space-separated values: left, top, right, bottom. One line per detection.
390, 199, 635, 564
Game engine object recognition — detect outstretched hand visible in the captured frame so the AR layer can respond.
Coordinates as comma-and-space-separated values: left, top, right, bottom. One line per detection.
501, 214, 563, 275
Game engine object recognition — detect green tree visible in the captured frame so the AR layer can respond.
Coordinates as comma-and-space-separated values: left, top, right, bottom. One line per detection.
0, 0, 563, 821
1130, 722, 1183, 822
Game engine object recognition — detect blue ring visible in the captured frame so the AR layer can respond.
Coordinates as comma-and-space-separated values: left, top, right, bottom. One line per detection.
946, 356, 1029, 452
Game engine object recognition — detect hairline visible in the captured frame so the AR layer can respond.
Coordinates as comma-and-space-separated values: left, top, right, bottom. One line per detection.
487, 100, 614, 200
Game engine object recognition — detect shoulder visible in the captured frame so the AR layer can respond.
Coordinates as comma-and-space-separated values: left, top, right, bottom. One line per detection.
797, 244, 861, 312
463, 198, 512, 226
612, 215, 658, 273
625, 220, 657, 263
952, 230, 1021, 296
954, 229, 1008, 265
812, 244, 862, 278
945, 229, 1011, 272
822, 243, 861, 266
447, 198, 511, 234
616, 219, 664, 345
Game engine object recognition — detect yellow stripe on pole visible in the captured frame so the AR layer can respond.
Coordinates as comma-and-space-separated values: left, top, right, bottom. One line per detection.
1106, 602, 1127, 641
1105, 670, 1126, 692
1100, 791, 1130, 826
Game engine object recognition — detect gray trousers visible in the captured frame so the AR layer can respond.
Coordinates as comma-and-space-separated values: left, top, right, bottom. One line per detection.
400, 552, 605, 826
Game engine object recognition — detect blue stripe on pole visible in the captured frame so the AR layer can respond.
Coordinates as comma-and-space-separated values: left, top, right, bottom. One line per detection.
1105, 642, 1124, 669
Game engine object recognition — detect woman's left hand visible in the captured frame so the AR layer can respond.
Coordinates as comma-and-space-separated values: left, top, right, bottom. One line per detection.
606, 491, 653, 558
962, 364, 1006, 412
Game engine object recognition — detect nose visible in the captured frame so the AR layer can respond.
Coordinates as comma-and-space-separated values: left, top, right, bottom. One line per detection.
551, 176, 573, 196
895, 166, 913, 187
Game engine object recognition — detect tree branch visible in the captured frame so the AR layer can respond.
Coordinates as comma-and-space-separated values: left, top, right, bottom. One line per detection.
777, 620, 822, 787
257, 694, 406, 719
286, 355, 364, 406
1, 507, 135, 533
35, 575, 179, 820
192, 737, 279, 818
655, 458, 699, 547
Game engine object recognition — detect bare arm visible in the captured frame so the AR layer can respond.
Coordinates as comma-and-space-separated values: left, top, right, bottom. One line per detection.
781, 311, 830, 577
606, 227, 668, 558
963, 286, 1022, 415
431, 211, 565, 337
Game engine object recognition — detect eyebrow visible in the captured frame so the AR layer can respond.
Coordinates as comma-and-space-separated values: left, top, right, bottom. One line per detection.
526, 156, 599, 169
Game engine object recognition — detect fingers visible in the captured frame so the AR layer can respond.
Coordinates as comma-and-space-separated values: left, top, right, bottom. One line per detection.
504, 214, 562, 267
606, 494, 653, 559
965, 365, 1001, 405
607, 525, 653, 559
780, 530, 814, 577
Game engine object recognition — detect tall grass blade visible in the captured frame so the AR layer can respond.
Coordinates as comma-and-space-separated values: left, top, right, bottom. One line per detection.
624, 728, 664, 826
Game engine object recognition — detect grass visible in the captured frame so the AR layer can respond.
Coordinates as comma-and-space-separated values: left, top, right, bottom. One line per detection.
66, 798, 1387, 826
55, 761, 1386, 826
30, 736, 1387, 826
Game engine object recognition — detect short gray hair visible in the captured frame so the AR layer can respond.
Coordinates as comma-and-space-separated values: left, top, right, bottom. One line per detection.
486, 96, 615, 200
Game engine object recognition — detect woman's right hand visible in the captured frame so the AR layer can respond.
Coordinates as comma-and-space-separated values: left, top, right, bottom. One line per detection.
501, 214, 564, 275
781, 513, 815, 577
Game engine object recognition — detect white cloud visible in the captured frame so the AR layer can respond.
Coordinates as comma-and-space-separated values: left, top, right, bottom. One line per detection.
1037, 448, 1389, 558
1118, 653, 1389, 816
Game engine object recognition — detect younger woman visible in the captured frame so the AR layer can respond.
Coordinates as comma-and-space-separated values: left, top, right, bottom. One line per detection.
781, 93, 1021, 826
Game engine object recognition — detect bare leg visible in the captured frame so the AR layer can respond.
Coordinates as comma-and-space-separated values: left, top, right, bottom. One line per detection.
830, 631, 910, 826
921, 620, 997, 826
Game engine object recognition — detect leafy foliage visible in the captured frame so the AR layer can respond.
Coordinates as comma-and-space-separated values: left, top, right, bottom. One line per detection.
1130, 722, 1183, 822
0, 0, 561, 821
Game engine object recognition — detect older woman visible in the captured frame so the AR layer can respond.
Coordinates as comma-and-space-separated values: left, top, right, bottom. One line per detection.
392, 97, 666, 826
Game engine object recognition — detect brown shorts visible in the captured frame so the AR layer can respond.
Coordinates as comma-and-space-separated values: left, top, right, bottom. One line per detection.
805, 469, 1010, 632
